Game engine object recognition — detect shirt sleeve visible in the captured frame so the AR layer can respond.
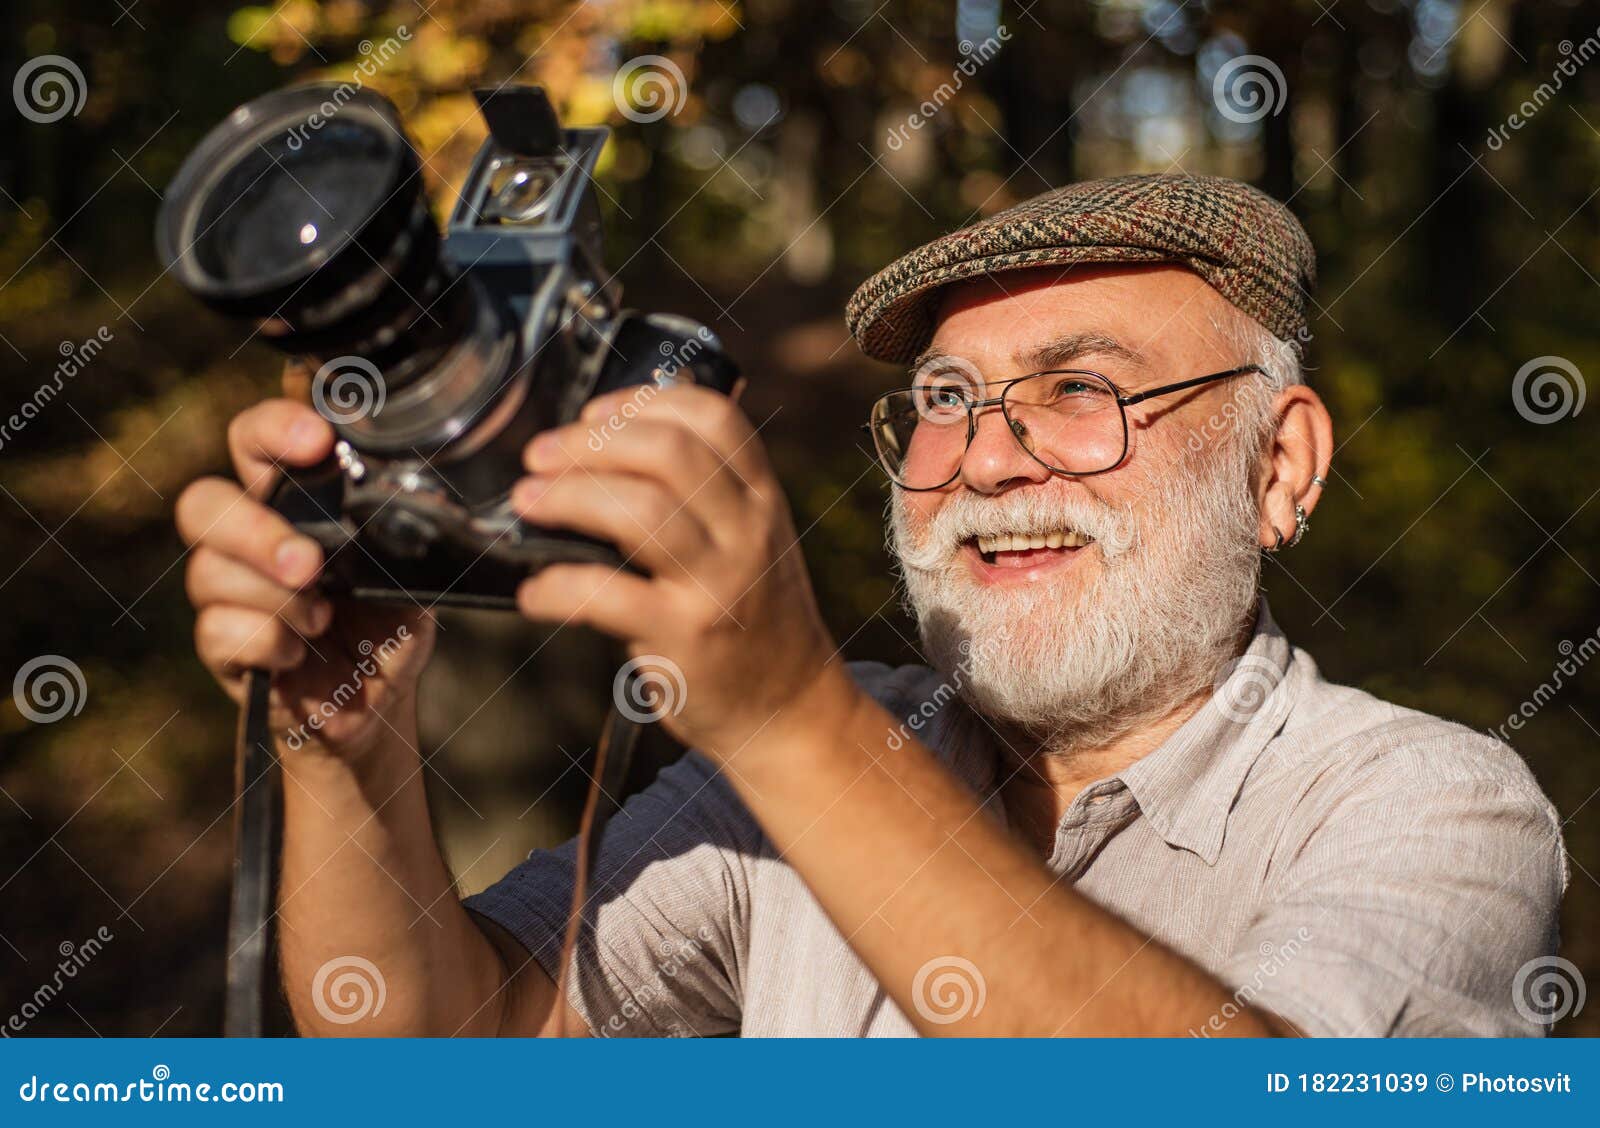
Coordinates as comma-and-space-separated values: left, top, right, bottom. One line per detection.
462, 751, 765, 1038
1218, 742, 1567, 1037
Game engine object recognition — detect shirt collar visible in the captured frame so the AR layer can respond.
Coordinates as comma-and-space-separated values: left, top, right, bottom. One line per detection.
1116, 600, 1298, 864
935, 599, 1300, 865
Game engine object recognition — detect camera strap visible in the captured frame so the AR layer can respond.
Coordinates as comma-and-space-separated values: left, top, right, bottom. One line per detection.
223, 669, 280, 1037
221, 666, 641, 1037
552, 681, 643, 1037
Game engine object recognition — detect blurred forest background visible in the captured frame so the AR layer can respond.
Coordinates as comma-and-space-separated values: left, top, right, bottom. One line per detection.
2, 0, 1598, 1035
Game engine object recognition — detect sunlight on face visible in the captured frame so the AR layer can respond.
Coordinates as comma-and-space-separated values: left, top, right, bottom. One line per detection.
889, 266, 1272, 745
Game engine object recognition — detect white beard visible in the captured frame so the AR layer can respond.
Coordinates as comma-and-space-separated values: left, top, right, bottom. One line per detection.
889, 447, 1264, 749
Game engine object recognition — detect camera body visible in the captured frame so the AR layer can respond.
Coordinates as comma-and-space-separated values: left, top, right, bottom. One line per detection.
157, 85, 739, 609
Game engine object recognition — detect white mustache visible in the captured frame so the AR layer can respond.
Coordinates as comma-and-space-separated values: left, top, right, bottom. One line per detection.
893, 488, 1137, 572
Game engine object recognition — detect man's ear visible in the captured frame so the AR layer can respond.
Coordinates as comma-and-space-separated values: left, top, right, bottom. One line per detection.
1256, 384, 1333, 550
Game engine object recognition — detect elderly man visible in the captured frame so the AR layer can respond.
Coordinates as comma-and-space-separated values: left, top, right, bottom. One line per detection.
176, 174, 1565, 1037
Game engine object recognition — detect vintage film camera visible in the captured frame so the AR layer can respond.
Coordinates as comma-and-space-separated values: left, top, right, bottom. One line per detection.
156, 84, 740, 609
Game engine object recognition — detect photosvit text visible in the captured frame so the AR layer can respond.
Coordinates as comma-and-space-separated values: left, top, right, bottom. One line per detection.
1265, 1072, 1573, 1095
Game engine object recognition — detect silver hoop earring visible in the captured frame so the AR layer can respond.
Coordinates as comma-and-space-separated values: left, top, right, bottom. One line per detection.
1264, 527, 1285, 554
1286, 503, 1309, 548
1311, 474, 1327, 488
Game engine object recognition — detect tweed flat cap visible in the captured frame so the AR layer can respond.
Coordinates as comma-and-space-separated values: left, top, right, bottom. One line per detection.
846, 173, 1316, 365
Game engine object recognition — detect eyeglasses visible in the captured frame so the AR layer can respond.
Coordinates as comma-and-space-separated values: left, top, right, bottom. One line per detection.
866, 363, 1266, 490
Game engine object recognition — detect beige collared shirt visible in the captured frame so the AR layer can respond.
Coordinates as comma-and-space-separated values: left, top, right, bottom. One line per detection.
465, 603, 1567, 1036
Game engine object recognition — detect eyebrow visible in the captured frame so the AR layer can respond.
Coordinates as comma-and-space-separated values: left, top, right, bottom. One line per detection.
909, 330, 1148, 380
1015, 331, 1147, 372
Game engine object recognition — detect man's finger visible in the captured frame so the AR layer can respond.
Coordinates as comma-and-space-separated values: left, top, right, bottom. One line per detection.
525, 415, 756, 530
510, 471, 711, 577
194, 605, 308, 677
175, 477, 323, 589
515, 563, 656, 638
185, 546, 333, 638
227, 399, 335, 499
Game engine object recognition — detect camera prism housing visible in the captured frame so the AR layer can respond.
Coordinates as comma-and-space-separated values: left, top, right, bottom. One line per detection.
157, 84, 739, 609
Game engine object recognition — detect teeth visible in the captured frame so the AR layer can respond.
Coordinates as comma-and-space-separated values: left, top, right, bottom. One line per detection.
975, 530, 1092, 554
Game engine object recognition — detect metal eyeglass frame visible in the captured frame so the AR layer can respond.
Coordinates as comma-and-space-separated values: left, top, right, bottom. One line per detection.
866, 363, 1268, 491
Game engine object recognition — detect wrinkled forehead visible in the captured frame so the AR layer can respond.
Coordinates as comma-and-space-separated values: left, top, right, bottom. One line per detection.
926, 263, 1247, 378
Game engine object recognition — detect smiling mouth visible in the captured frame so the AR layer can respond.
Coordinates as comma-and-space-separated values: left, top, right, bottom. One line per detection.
969, 528, 1094, 566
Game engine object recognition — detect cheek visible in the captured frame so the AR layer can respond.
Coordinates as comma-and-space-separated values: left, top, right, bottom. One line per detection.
1107, 414, 1198, 488
901, 419, 967, 480
897, 489, 946, 531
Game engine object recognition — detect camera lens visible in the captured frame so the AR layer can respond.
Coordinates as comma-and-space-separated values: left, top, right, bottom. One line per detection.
187, 120, 396, 290
156, 85, 516, 456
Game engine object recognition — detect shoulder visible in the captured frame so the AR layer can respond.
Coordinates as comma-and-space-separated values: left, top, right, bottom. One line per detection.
845, 659, 949, 714
638, 661, 945, 833
1263, 669, 1566, 889
1280, 674, 1554, 811
624, 746, 765, 852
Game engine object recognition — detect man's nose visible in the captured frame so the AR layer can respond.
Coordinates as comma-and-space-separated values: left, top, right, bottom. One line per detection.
958, 404, 1055, 494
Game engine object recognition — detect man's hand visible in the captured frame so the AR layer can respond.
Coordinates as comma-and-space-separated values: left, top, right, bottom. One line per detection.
510, 385, 847, 759
175, 398, 435, 759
